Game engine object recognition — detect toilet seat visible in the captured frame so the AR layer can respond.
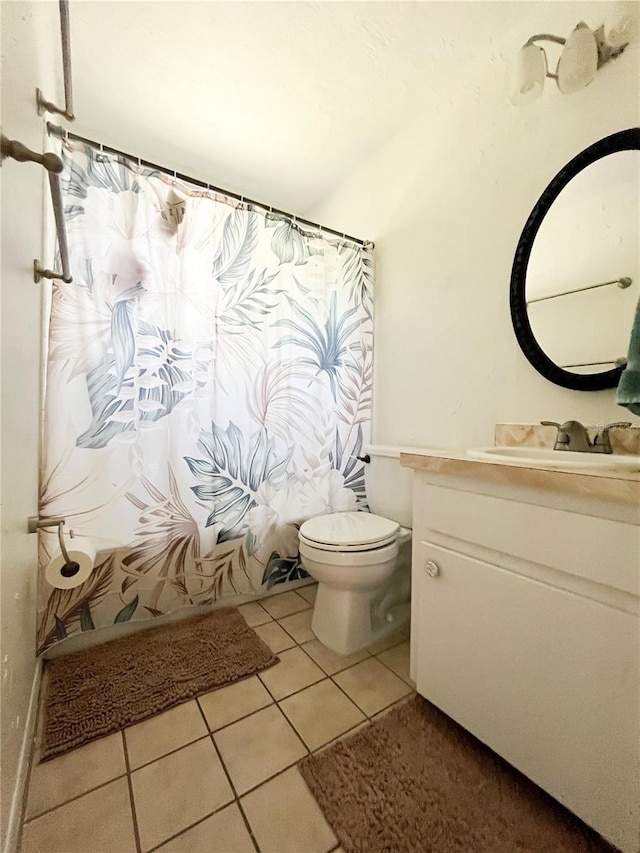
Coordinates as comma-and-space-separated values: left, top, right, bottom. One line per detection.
299, 512, 400, 552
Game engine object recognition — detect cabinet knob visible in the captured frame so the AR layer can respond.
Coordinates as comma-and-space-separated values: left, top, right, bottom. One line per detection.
424, 560, 440, 578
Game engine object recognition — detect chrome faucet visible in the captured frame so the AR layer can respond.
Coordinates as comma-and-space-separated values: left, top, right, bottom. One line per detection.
591, 422, 632, 454
541, 420, 631, 454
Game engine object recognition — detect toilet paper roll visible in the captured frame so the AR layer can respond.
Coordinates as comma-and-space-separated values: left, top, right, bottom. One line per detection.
45, 539, 96, 590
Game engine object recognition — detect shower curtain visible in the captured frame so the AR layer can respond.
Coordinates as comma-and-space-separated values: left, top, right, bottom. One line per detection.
37, 139, 373, 653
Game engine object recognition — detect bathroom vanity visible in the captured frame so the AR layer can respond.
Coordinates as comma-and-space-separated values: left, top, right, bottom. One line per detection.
401, 443, 640, 853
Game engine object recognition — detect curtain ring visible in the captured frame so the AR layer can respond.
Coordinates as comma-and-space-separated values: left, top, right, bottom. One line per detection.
137, 155, 142, 173
172, 169, 177, 186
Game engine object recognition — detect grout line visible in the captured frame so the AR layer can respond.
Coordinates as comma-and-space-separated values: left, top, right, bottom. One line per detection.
296, 639, 370, 674
372, 645, 415, 687
296, 643, 374, 717
235, 753, 309, 799
242, 616, 273, 629
276, 620, 313, 646
143, 809, 222, 853
144, 802, 250, 853
308, 719, 366, 755
197, 698, 275, 737
126, 732, 211, 774
294, 635, 406, 715
140, 756, 316, 849
327, 676, 371, 719
194, 697, 261, 853
370, 693, 416, 722
261, 605, 310, 621
21, 771, 130, 824
365, 632, 411, 658
121, 731, 143, 853
254, 671, 278, 705
300, 643, 413, 721
21, 681, 412, 831
193, 672, 312, 801
257, 672, 326, 703
274, 702, 312, 757
23, 599, 409, 852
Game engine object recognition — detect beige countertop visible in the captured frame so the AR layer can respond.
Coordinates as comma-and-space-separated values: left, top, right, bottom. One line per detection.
400, 448, 640, 506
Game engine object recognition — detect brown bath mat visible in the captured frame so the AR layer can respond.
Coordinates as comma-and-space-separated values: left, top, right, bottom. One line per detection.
42, 607, 278, 760
299, 695, 615, 853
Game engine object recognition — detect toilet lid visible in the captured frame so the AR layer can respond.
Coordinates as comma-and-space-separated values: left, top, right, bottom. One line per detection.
299, 512, 400, 552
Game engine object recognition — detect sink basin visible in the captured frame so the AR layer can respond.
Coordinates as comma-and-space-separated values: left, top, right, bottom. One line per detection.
467, 446, 640, 472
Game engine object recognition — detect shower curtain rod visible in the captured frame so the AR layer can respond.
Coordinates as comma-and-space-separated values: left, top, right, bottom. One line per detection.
47, 123, 372, 249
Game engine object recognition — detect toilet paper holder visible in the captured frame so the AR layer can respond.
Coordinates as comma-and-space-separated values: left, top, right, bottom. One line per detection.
27, 516, 80, 578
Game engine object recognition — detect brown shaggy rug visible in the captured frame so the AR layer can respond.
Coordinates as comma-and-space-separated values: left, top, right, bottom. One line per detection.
299, 695, 615, 853
42, 607, 278, 760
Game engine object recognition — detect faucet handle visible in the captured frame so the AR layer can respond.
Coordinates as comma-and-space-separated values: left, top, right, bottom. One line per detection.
540, 420, 566, 449
540, 419, 591, 451
592, 422, 632, 453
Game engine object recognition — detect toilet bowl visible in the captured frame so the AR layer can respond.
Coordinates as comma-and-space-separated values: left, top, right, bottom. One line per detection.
299, 511, 411, 655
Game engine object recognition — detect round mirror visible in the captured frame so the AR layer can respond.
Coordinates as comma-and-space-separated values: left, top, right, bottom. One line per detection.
510, 128, 640, 391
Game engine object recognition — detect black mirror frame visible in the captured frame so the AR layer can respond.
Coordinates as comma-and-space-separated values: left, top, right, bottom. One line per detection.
510, 127, 640, 391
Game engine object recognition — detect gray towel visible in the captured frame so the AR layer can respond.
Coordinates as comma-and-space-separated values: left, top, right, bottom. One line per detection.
617, 294, 640, 416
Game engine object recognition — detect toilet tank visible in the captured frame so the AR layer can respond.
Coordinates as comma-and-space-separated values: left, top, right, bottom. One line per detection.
364, 447, 414, 529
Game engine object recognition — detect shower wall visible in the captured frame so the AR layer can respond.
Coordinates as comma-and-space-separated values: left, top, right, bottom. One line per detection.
0, 4, 61, 847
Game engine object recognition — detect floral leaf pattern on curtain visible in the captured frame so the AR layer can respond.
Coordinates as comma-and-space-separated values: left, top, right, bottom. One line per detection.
185, 422, 292, 541
77, 321, 195, 449
273, 293, 361, 400
37, 139, 373, 653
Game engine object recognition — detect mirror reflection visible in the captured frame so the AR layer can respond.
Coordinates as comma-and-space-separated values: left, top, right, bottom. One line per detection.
525, 150, 639, 375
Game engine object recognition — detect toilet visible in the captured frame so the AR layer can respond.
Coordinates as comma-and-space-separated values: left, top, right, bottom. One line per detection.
298, 455, 412, 655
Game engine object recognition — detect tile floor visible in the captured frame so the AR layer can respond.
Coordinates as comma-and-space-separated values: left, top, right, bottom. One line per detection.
20, 585, 413, 853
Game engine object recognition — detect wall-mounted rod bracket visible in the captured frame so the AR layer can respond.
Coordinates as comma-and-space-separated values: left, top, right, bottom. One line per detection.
36, 88, 75, 123
35, 0, 75, 121
28, 516, 76, 567
33, 259, 71, 284
1, 134, 73, 284
1, 135, 63, 173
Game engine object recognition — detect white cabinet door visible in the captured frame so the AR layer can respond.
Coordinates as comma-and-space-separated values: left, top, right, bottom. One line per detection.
414, 540, 640, 853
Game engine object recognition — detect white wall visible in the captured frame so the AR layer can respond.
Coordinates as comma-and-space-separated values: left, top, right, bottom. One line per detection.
309, 3, 640, 451
0, 2, 638, 841
1, 3, 60, 846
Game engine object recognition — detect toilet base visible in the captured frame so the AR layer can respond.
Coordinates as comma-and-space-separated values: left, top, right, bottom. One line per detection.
311, 584, 410, 656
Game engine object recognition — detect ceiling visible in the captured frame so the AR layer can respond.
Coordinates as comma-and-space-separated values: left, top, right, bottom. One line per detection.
41, 2, 627, 214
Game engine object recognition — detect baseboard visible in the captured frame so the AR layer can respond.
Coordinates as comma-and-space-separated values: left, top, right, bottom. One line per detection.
2, 658, 42, 853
